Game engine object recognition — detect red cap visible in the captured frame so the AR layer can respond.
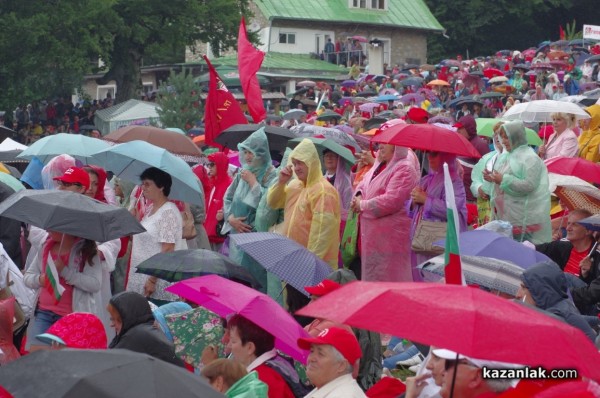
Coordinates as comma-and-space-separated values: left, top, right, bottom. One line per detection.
298, 327, 362, 364
453, 122, 464, 129
305, 279, 342, 297
53, 167, 90, 190
406, 108, 430, 124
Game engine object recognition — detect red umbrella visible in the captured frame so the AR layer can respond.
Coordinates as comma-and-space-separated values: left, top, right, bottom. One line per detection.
371, 123, 482, 158
296, 281, 600, 381
483, 68, 504, 78
545, 157, 600, 185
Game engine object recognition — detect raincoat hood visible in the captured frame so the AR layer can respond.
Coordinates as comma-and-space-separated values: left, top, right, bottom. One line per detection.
457, 114, 477, 139
108, 291, 154, 348
208, 152, 231, 183
88, 165, 107, 202
226, 371, 268, 398
585, 104, 600, 132
289, 138, 323, 187
237, 127, 272, 180
522, 261, 568, 309
502, 121, 528, 152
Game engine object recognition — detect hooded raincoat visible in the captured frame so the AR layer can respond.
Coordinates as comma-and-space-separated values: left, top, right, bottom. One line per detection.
355, 146, 419, 282
493, 121, 551, 244
267, 139, 341, 268
226, 371, 268, 398
523, 261, 596, 342
205, 152, 232, 244
578, 104, 600, 162
108, 291, 184, 366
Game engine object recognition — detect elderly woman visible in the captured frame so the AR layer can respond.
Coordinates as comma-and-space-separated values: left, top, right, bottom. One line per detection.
487, 121, 551, 244
409, 152, 468, 281
224, 128, 277, 288
126, 167, 187, 301
538, 112, 579, 160
351, 144, 418, 282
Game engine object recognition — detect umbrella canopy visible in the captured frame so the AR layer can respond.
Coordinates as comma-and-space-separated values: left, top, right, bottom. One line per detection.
479, 92, 505, 99
502, 100, 591, 123
214, 124, 294, 155
483, 68, 504, 78
578, 214, 600, 232
17, 133, 111, 164
0, 138, 27, 151
426, 79, 450, 87
371, 123, 482, 158
0, 349, 225, 398
350, 35, 368, 42
399, 93, 425, 105
358, 102, 381, 112
0, 162, 21, 178
104, 126, 202, 160
90, 140, 204, 206
400, 77, 424, 87
316, 110, 342, 121
136, 249, 260, 287
296, 281, 600, 381
434, 230, 550, 269
544, 157, 600, 185
374, 94, 399, 102
167, 275, 310, 363
418, 254, 524, 296
291, 123, 361, 151
288, 137, 355, 167
283, 109, 307, 120
530, 63, 555, 70
341, 80, 357, 87
0, 172, 25, 192
548, 173, 600, 213
475, 118, 542, 146
488, 76, 508, 84
300, 99, 317, 107
297, 80, 316, 87
0, 189, 145, 242
0, 149, 27, 164
228, 232, 333, 296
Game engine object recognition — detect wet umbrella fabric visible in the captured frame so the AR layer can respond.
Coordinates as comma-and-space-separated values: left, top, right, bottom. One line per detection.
0, 189, 145, 242
578, 214, 600, 232
0, 349, 225, 398
214, 124, 294, 155
17, 133, 110, 164
288, 137, 356, 167
136, 249, 260, 288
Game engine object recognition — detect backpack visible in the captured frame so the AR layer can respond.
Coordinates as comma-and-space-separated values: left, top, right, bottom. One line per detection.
265, 356, 311, 398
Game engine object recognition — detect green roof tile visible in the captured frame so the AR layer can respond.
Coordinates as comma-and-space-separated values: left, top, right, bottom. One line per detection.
254, 0, 443, 31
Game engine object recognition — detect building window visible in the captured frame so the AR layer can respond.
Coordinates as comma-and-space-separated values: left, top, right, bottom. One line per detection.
351, 0, 386, 9
279, 33, 296, 44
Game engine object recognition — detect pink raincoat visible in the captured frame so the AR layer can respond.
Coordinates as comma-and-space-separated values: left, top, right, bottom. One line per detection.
355, 146, 419, 282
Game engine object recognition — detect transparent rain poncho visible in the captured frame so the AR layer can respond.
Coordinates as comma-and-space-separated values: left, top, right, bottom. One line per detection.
494, 121, 552, 244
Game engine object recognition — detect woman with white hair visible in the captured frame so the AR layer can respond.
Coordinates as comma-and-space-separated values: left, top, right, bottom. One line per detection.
538, 112, 579, 160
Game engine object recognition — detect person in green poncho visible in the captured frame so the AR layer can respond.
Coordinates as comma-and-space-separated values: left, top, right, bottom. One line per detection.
202, 358, 268, 398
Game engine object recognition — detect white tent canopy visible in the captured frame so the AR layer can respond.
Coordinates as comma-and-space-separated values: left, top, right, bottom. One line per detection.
0, 138, 27, 151
94, 99, 162, 135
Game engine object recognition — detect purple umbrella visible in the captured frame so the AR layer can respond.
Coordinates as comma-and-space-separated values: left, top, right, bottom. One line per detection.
291, 123, 361, 151
338, 97, 354, 106
358, 102, 381, 112
341, 80, 357, 88
399, 93, 425, 105
333, 125, 354, 134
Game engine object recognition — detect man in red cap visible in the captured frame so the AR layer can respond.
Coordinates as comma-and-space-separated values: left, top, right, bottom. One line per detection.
53, 167, 90, 194
298, 327, 366, 397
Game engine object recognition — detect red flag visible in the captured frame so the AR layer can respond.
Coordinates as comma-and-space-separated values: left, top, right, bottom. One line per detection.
238, 17, 266, 123
203, 55, 248, 148
559, 25, 565, 40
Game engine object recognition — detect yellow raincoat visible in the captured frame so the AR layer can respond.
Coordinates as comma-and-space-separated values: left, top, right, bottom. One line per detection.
578, 104, 600, 163
267, 139, 341, 268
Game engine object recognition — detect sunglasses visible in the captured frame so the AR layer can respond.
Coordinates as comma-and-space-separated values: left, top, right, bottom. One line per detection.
444, 358, 478, 371
207, 162, 215, 167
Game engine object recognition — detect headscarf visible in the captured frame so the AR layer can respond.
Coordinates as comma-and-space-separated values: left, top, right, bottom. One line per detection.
114, 177, 135, 209
237, 127, 272, 182
108, 291, 154, 348
87, 165, 108, 202
501, 121, 529, 152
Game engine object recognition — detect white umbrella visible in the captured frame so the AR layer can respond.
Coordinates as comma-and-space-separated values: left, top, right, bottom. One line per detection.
283, 109, 307, 120
488, 76, 508, 84
502, 99, 591, 122
0, 138, 27, 151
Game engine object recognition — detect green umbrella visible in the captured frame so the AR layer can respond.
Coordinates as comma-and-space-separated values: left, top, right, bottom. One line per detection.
288, 137, 356, 167
316, 110, 342, 121
17, 133, 111, 164
0, 172, 25, 192
476, 118, 542, 146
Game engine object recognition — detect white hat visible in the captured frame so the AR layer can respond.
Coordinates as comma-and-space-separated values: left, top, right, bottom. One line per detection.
432, 349, 522, 370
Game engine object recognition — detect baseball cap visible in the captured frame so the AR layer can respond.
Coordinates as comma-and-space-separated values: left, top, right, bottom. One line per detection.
53, 167, 90, 190
305, 279, 342, 297
298, 327, 362, 365
432, 348, 522, 370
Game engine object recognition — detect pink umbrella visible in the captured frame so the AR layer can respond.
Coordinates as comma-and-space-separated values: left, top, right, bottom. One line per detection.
358, 102, 382, 112
167, 275, 311, 363
350, 35, 368, 43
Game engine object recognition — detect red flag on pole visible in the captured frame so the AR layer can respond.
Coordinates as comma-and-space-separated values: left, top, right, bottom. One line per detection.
559, 25, 566, 40
238, 17, 266, 123
203, 55, 248, 148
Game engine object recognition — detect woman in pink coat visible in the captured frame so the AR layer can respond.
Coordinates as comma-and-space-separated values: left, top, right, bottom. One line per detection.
350, 144, 419, 282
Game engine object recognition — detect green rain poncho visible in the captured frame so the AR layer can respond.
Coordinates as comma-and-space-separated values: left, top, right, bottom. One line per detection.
226, 371, 268, 398
493, 121, 551, 244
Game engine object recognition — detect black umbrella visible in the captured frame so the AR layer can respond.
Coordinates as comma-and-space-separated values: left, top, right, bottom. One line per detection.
2, 164, 21, 178
480, 92, 505, 99
214, 124, 295, 154
266, 114, 283, 122
469, 70, 484, 77
363, 117, 388, 130
0, 190, 145, 242
400, 77, 424, 87
0, 349, 225, 398
0, 149, 27, 164
587, 54, 600, 63
0, 126, 17, 141
357, 90, 378, 97
513, 63, 530, 70
136, 249, 261, 288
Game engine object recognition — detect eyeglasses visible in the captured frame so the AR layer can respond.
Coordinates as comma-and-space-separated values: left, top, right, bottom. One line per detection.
207, 162, 215, 167
57, 181, 82, 188
444, 358, 479, 371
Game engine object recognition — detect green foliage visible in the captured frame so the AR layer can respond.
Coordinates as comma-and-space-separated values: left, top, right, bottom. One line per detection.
155, 69, 203, 131
565, 20, 581, 40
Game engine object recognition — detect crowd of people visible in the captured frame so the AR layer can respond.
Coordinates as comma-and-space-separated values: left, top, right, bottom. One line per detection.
0, 39, 600, 398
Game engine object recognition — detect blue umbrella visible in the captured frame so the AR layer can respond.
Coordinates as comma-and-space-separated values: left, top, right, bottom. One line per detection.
374, 94, 399, 102
228, 232, 332, 296
17, 133, 111, 164
579, 214, 600, 232
434, 230, 550, 269
90, 140, 203, 205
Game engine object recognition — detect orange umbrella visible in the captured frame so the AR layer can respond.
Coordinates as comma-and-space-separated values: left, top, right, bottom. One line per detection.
193, 135, 205, 145
362, 128, 378, 136
547, 51, 569, 61
426, 79, 450, 87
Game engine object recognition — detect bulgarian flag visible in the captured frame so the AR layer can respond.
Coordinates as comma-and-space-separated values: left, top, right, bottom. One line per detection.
45, 261, 66, 303
443, 162, 465, 285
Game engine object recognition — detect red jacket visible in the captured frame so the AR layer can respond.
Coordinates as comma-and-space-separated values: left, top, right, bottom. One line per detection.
204, 152, 232, 243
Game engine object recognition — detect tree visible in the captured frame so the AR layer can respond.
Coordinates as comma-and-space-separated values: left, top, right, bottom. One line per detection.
155, 69, 203, 131
97, 0, 252, 103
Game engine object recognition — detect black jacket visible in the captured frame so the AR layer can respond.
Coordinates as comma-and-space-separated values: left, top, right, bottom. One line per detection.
536, 240, 600, 284
108, 291, 184, 367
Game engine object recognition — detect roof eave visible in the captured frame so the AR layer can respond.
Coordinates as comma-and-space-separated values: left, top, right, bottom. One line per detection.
268, 16, 444, 32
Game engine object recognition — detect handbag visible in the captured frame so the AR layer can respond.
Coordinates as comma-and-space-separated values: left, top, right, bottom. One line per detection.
182, 203, 197, 240
0, 271, 26, 332
341, 210, 359, 267
411, 209, 446, 255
